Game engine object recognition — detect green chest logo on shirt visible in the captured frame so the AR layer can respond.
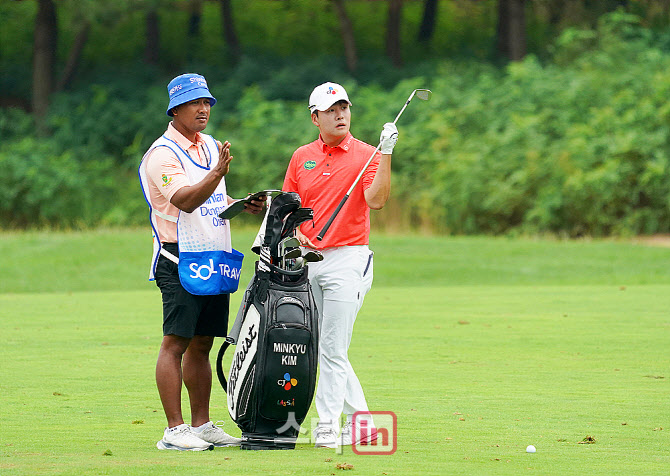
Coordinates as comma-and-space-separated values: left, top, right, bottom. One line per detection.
304, 160, 317, 170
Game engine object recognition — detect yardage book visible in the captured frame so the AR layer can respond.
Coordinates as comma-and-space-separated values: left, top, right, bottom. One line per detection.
218, 189, 282, 220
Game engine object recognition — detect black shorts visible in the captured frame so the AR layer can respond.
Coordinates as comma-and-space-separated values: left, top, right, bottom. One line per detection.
154, 243, 230, 338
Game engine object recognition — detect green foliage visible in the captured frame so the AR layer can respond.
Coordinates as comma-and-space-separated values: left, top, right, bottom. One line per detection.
389, 12, 670, 236
3, 12, 670, 235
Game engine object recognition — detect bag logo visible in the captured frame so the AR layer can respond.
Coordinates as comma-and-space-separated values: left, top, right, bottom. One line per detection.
189, 259, 216, 280
188, 259, 241, 281
304, 160, 316, 170
277, 372, 298, 390
228, 320, 259, 411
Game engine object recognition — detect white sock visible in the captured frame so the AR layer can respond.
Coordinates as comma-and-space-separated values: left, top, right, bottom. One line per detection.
192, 421, 211, 432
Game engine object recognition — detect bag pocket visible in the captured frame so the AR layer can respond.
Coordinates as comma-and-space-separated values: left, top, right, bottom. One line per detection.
259, 325, 313, 422
178, 249, 244, 295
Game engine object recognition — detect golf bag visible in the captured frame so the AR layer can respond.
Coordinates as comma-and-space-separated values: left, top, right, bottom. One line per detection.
216, 192, 319, 450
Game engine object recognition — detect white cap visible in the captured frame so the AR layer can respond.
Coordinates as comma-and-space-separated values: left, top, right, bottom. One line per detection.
308, 82, 352, 113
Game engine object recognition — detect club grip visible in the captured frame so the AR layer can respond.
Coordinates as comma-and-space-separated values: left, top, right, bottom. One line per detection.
317, 194, 349, 241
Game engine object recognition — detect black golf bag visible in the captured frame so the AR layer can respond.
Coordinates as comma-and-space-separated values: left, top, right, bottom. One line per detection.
216, 192, 319, 450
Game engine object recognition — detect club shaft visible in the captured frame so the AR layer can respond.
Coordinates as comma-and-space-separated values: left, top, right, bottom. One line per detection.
316, 193, 350, 241
392, 90, 417, 124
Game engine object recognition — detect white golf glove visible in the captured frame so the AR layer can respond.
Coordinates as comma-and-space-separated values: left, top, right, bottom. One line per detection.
379, 122, 399, 155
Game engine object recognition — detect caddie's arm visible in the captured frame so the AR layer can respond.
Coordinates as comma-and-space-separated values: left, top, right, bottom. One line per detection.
171, 141, 233, 213
364, 123, 397, 210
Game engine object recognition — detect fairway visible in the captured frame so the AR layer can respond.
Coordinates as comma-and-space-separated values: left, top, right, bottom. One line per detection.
1, 230, 669, 475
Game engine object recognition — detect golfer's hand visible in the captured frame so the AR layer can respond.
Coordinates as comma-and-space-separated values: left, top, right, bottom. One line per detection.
215, 141, 233, 176
243, 195, 265, 215
380, 122, 398, 155
296, 228, 317, 249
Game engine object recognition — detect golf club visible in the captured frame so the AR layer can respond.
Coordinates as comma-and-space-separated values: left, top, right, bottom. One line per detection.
316, 88, 432, 241
287, 248, 324, 271
302, 249, 324, 263
281, 208, 314, 240
278, 236, 301, 269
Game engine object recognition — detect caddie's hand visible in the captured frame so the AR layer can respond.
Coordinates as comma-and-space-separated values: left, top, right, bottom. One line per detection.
243, 194, 265, 215
379, 122, 398, 155
215, 141, 233, 176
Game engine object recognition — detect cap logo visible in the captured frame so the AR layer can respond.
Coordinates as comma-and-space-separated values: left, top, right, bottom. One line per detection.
190, 77, 208, 87
169, 84, 183, 96
327, 86, 337, 95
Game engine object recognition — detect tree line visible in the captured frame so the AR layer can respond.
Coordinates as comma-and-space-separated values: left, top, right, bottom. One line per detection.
5, 0, 667, 130
3, 2, 670, 235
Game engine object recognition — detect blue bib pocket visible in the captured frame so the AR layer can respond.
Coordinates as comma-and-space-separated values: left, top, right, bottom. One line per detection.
178, 249, 244, 295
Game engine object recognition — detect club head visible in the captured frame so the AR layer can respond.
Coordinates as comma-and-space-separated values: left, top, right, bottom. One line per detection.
302, 250, 324, 263
415, 89, 432, 101
290, 257, 304, 271
279, 236, 300, 251
283, 247, 302, 260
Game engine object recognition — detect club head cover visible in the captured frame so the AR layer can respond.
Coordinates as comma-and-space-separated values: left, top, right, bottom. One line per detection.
281, 207, 314, 239
264, 192, 301, 257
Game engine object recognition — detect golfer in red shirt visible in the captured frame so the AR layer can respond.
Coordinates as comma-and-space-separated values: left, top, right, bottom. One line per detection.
282, 82, 398, 448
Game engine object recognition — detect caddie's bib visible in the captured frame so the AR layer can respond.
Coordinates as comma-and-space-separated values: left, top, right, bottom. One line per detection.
139, 133, 243, 295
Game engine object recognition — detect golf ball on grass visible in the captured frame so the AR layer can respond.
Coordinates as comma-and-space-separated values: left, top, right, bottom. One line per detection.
526, 445, 536, 453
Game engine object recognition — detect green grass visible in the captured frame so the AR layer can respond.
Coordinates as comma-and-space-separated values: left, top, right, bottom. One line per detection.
2, 229, 670, 294
1, 230, 669, 475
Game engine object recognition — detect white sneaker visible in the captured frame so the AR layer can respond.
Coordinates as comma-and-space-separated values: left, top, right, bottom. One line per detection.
340, 421, 378, 446
191, 421, 241, 447
156, 424, 214, 451
314, 427, 338, 448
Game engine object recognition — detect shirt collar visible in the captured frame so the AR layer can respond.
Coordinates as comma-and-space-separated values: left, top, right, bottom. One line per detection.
167, 122, 203, 149
319, 132, 354, 153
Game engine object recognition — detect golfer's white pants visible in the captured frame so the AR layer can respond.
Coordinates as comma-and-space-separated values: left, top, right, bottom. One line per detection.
308, 245, 374, 433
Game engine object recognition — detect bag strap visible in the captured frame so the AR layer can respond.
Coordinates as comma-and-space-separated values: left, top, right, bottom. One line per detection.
215, 340, 230, 393
159, 247, 179, 264
226, 275, 257, 345
153, 209, 178, 223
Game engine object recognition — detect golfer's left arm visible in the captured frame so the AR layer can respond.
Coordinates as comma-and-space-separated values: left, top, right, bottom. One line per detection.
364, 123, 398, 210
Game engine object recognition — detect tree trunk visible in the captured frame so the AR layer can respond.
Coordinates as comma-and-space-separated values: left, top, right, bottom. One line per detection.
32, 0, 57, 131
386, 0, 403, 67
418, 0, 438, 42
496, 0, 526, 61
332, 0, 357, 72
56, 21, 90, 92
187, 0, 204, 62
220, 0, 240, 63
144, 8, 160, 65
188, 0, 203, 37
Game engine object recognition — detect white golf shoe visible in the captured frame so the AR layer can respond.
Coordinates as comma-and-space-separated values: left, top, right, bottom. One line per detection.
156, 424, 214, 451
314, 427, 338, 448
340, 421, 379, 446
191, 421, 241, 447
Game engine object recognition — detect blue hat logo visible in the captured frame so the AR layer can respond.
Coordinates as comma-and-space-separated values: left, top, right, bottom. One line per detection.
166, 73, 217, 116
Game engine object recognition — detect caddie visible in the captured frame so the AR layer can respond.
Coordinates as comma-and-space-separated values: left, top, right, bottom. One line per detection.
282, 82, 398, 447
139, 73, 264, 451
